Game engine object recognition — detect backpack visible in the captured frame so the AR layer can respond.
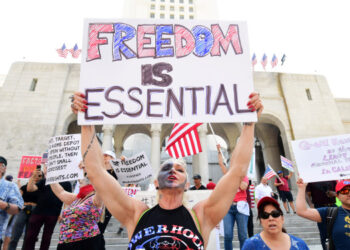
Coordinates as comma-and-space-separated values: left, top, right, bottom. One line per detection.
325, 207, 339, 250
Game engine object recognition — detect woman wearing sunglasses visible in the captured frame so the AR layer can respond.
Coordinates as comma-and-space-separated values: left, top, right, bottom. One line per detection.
242, 196, 309, 250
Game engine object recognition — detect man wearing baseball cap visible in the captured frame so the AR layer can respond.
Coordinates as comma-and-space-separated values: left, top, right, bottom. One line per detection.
0, 156, 24, 248
190, 174, 207, 190
296, 178, 350, 250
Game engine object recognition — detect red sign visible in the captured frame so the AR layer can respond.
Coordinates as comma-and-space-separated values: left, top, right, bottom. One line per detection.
18, 156, 42, 178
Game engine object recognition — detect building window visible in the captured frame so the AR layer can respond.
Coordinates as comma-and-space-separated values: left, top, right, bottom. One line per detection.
170, 0, 174, 2
160, 5, 165, 10
170, 14, 174, 19
151, 4, 155, 9
189, 15, 194, 19
30, 78, 38, 91
161, 0, 165, 2
160, 13, 165, 19
170, 5, 174, 11
180, 14, 184, 19
179, 6, 184, 11
189, 0, 193, 3
150, 13, 155, 18
306, 89, 312, 100
180, 0, 184, 3
189, 6, 193, 12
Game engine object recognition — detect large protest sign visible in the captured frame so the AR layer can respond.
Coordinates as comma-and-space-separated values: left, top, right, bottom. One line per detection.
46, 134, 84, 184
291, 134, 350, 182
111, 151, 153, 185
78, 19, 256, 125
18, 156, 42, 178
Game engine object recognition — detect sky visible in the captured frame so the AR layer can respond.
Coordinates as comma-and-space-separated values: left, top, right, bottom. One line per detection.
1, 0, 349, 98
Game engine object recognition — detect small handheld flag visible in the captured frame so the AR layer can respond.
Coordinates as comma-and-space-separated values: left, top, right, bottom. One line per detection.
263, 165, 276, 180
57, 43, 68, 58
165, 123, 203, 158
280, 156, 294, 172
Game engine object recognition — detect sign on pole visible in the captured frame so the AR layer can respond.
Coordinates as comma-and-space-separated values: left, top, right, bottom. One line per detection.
46, 134, 84, 184
18, 156, 42, 178
110, 151, 153, 185
291, 134, 350, 182
78, 19, 256, 125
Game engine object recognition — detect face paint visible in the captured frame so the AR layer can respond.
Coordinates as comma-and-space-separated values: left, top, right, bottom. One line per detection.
157, 162, 187, 190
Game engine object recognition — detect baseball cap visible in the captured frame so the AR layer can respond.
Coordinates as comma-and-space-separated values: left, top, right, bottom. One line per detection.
103, 150, 116, 159
335, 180, 350, 192
257, 196, 281, 211
0, 156, 7, 166
193, 174, 201, 179
5, 175, 13, 182
277, 170, 283, 174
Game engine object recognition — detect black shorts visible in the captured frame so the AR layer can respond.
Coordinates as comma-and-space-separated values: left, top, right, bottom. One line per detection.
57, 234, 102, 250
279, 190, 293, 202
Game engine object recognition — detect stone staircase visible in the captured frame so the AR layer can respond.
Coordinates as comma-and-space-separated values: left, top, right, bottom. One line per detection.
17, 210, 321, 249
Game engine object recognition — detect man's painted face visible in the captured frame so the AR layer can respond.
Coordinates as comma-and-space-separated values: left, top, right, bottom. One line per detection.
157, 162, 187, 190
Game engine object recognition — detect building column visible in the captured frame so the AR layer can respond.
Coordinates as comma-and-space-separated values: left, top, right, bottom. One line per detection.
102, 125, 116, 153
198, 124, 209, 184
150, 124, 162, 177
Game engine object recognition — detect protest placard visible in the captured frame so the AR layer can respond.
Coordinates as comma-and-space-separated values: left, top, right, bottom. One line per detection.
78, 19, 256, 125
111, 151, 153, 185
122, 186, 141, 197
46, 134, 83, 184
280, 155, 294, 172
291, 134, 350, 182
18, 156, 42, 178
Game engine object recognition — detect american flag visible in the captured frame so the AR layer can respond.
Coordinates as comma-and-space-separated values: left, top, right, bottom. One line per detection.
69, 44, 82, 59
271, 54, 278, 68
251, 53, 257, 68
261, 53, 268, 70
165, 123, 203, 158
57, 43, 68, 58
41, 152, 48, 164
280, 155, 294, 172
263, 165, 277, 180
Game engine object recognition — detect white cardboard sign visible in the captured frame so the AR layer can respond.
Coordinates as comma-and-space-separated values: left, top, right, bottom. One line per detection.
46, 134, 84, 184
291, 134, 350, 182
78, 19, 256, 125
111, 151, 153, 185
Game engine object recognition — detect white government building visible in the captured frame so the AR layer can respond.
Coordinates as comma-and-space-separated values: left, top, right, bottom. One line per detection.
1, 0, 349, 190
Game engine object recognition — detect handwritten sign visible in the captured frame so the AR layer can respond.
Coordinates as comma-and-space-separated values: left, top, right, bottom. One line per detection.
122, 186, 141, 197
18, 156, 42, 178
111, 152, 152, 185
46, 134, 84, 184
291, 134, 350, 182
78, 19, 256, 125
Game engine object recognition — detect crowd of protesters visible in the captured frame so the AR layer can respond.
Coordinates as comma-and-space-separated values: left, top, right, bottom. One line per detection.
1, 90, 349, 250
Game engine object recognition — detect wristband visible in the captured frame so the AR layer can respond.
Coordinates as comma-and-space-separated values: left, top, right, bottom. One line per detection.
4, 202, 10, 211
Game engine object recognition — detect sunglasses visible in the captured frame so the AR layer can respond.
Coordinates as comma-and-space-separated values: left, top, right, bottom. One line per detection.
260, 210, 282, 219
339, 188, 350, 195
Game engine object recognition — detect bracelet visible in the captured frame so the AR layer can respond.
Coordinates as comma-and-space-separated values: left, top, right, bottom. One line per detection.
243, 122, 253, 126
4, 202, 10, 211
82, 131, 96, 162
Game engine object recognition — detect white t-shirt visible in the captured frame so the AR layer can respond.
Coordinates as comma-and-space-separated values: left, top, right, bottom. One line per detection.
255, 183, 273, 201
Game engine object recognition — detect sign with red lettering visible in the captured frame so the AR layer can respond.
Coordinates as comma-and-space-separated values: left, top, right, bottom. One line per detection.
78, 19, 256, 125
18, 156, 42, 178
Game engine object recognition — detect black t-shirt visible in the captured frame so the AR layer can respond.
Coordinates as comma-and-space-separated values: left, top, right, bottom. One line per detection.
129, 205, 204, 250
189, 185, 207, 190
20, 184, 40, 204
306, 181, 336, 206
32, 179, 72, 216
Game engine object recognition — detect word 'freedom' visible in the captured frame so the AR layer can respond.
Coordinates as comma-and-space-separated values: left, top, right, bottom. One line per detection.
87, 23, 242, 61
